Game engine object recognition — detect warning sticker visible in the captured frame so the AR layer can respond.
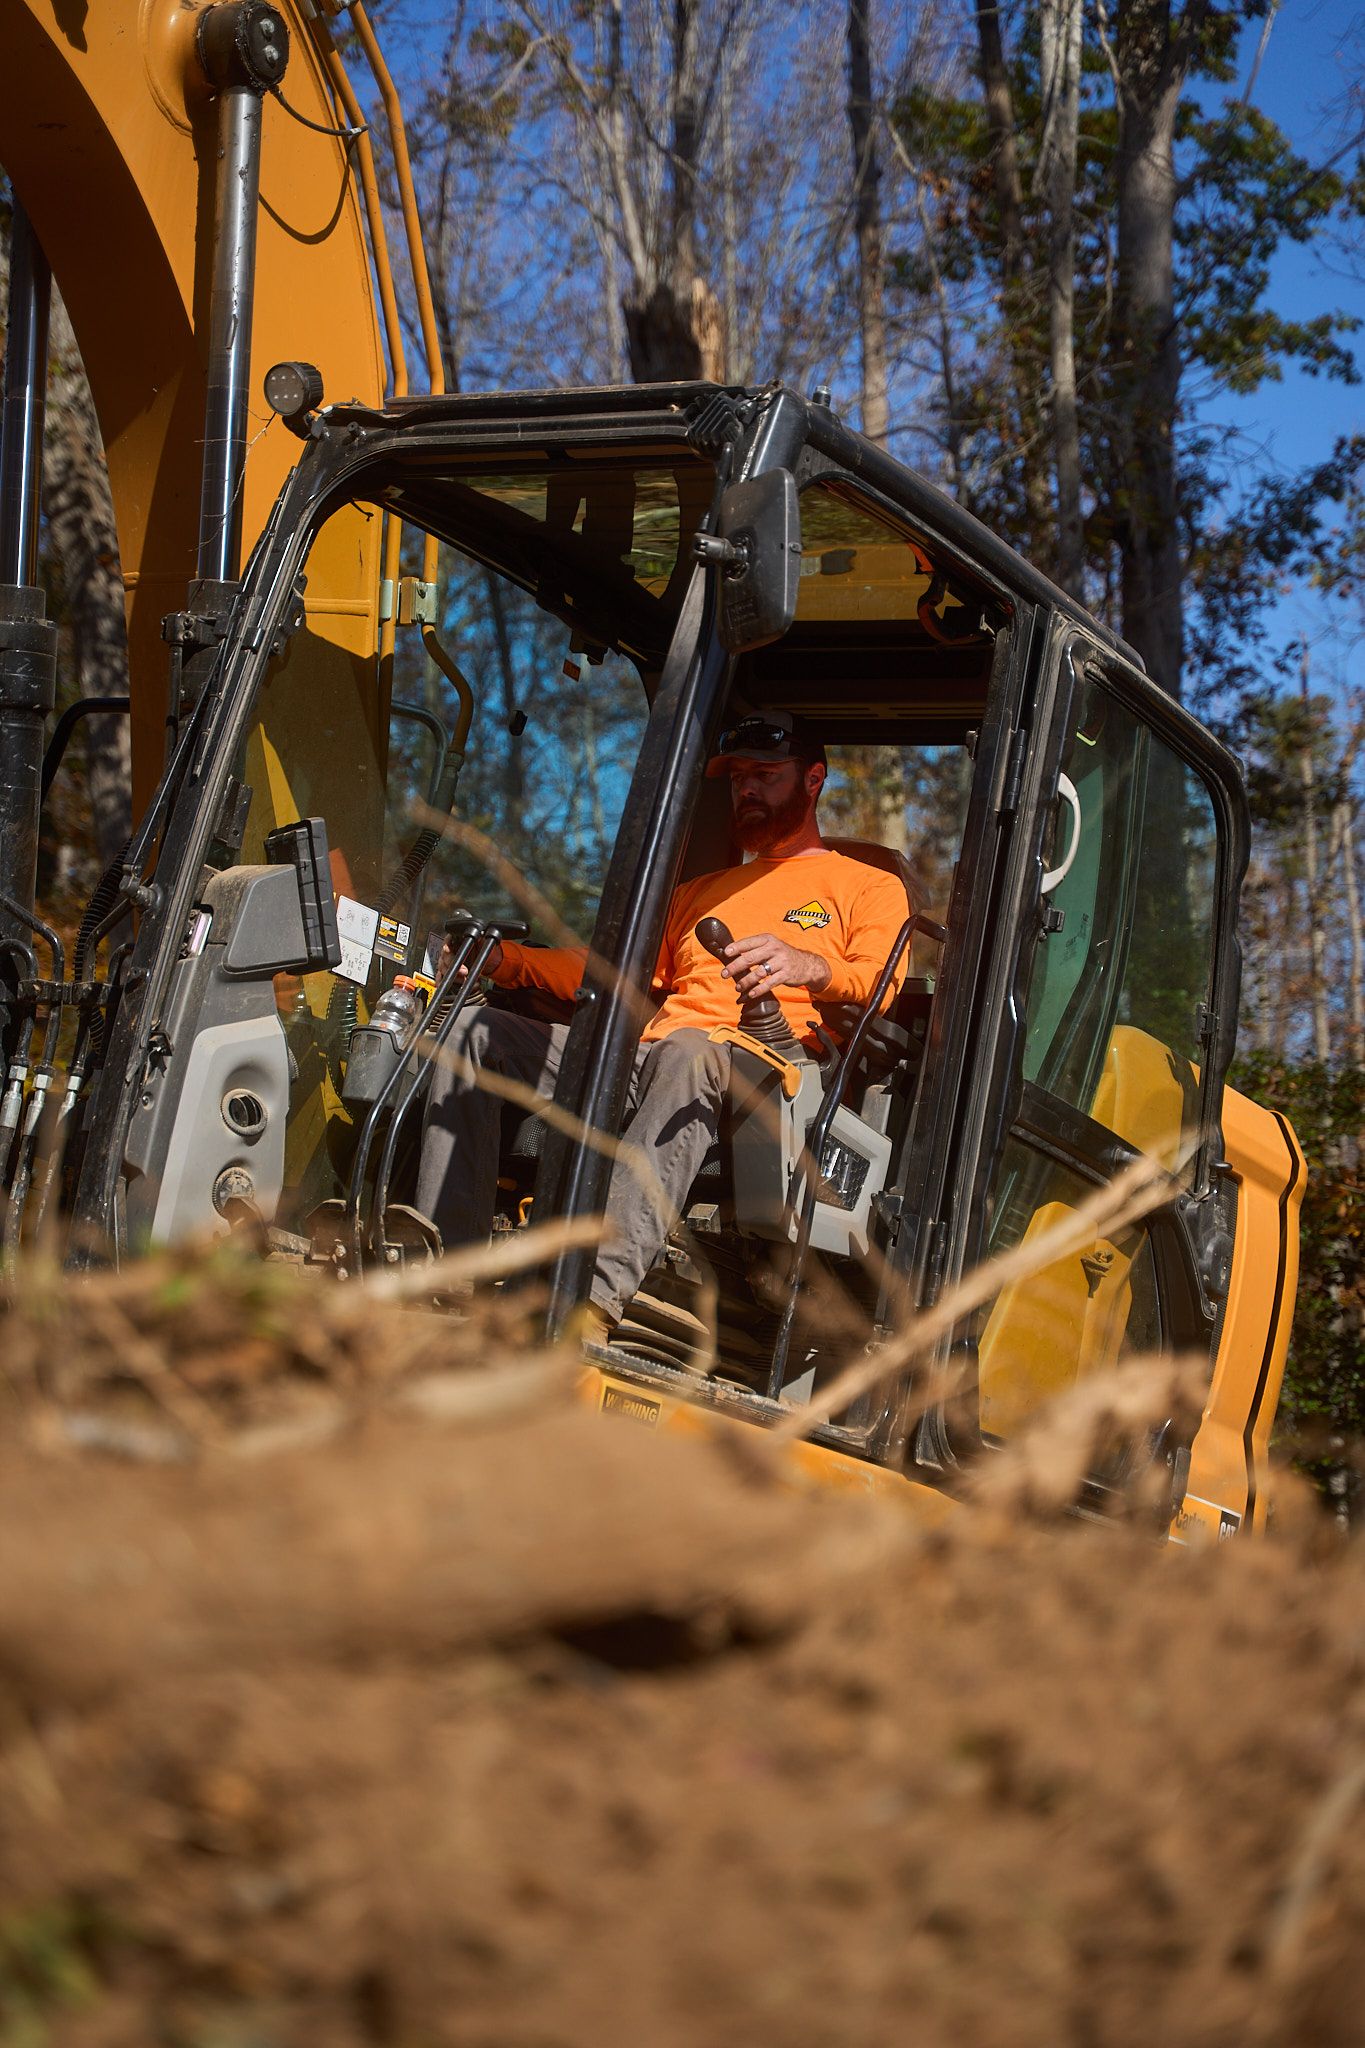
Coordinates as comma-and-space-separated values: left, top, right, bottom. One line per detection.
373, 914, 411, 965
601, 1384, 662, 1428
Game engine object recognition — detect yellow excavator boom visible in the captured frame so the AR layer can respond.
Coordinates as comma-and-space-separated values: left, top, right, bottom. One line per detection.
0, 0, 436, 805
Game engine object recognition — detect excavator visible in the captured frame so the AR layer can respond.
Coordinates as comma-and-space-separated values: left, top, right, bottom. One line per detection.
0, 1, 1305, 1536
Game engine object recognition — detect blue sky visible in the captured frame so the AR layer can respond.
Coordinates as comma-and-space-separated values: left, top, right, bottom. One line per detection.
373, 0, 1362, 701
1206, 0, 1363, 695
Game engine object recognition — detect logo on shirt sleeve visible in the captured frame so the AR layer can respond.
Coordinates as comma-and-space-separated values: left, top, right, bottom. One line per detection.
784, 900, 831, 931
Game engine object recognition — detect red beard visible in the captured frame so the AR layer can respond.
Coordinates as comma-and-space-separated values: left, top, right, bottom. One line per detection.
734, 780, 811, 854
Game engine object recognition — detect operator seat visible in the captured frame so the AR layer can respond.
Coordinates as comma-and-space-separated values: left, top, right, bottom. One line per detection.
814, 837, 929, 1080
493, 836, 931, 1220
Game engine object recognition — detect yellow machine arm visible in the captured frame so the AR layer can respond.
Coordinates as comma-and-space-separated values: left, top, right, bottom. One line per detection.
0, 0, 439, 805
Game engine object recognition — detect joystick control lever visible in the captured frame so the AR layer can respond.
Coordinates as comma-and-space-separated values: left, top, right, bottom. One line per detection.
695, 916, 804, 1056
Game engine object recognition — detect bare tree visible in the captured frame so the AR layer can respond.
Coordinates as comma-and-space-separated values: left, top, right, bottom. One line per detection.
847, 0, 889, 443
1098, 0, 1207, 698
1329, 785, 1364, 1063
1324, 697, 1364, 1064
973, 0, 1052, 544
1297, 646, 1332, 1059
1038, 0, 1084, 597
513, 0, 724, 382
0, 230, 131, 888
42, 294, 132, 870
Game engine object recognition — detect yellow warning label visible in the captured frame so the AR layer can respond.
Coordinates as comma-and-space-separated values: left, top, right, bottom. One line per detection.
784, 899, 831, 931
601, 1385, 662, 1427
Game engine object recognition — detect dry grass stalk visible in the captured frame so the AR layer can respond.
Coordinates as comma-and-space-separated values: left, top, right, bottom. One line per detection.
1257, 1749, 1365, 2025
366, 1212, 605, 1298
771, 1151, 1176, 1446
964, 1353, 1208, 1520
422, 1036, 720, 1370
67, 1288, 227, 1442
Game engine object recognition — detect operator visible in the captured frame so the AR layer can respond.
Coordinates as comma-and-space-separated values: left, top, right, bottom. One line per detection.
415, 712, 909, 1335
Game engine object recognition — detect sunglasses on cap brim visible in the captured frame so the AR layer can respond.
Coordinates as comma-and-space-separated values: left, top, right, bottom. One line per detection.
706, 719, 801, 770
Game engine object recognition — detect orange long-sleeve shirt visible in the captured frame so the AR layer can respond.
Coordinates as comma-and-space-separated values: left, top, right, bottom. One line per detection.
489, 850, 909, 1049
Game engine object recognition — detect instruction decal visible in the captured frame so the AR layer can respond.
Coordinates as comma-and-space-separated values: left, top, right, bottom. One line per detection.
334, 894, 379, 984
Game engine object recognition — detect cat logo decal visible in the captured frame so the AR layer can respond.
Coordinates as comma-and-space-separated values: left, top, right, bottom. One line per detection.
784, 900, 831, 931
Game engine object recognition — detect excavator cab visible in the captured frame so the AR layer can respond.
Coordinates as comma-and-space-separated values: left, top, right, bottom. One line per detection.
25, 379, 1298, 1529
0, 8, 1301, 1542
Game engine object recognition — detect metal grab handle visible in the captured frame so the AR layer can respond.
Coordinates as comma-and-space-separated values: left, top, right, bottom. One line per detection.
766, 910, 948, 1404
344, 920, 487, 1268
1041, 772, 1081, 895
366, 924, 511, 1261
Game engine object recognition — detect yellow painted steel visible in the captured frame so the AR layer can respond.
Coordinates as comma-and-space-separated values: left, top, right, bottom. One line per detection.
975, 1033, 1306, 1537
0, 0, 386, 808
580, 1365, 960, 1522
977, 1026, 1188, 1440
1176, 1087, 1306, 1538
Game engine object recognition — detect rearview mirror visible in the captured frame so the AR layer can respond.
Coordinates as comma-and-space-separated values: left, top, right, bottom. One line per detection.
694, 470, 801, 653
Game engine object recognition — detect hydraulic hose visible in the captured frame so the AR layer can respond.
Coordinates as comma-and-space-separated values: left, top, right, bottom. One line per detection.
73, 842, 130, 983
380, 620, 475, 918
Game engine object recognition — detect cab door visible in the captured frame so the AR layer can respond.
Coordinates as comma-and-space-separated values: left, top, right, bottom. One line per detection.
943, 635, 1245, 1486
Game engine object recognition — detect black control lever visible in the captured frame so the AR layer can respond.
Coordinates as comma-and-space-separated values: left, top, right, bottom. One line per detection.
695, 915, 803, 1056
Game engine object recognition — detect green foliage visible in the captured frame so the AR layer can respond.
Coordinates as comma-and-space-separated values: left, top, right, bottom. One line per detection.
885, 2, 1364, 690
0, 1899, 112, 2046
1185, 435, 1364, 714
1227, 688, 1347, 829
1178, 107, 1359, 392
1231, 1053, 1365, 1490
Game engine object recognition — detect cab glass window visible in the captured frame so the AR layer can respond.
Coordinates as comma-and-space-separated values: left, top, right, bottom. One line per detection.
980, 1139, 1162, 1454
796, 486, 977, 632
225, 497, 650, 1225
1023, 669, 1219, 1160
971, 658, 1223, 1467
385, 460, 713, 668
822, 741, 971, 968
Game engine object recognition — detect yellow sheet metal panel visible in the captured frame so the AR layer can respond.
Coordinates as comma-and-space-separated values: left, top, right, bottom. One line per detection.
580, 1366, 960, 1524
978, 1202, 1140, 1440
1089, 1024, 1191, 1169
977, 1026, 1183, 1440
1178, 1089, 1306, 1538
1, 1, 385, 802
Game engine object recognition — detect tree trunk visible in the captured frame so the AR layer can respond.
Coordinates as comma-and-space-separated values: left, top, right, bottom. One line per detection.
43, 293, 132, 868
1112, 0, 1192, 697
621, 0, 722, 381
1330, 794, 1363, 1063
1038, 0, 1084, 598
1299, 648, 1331, 1061
974, 0, 1052, 549
720, 42, 739, 381
847, 0, 889, 445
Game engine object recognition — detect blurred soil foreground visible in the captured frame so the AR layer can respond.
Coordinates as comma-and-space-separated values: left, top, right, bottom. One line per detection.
0, 1251, 1363, 2048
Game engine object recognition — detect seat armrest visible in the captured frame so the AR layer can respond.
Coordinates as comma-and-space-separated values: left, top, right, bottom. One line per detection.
813, 1002, 914, 1060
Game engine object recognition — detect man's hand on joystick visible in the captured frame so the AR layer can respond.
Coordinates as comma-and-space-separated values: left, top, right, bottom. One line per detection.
695, 916, 832, 1004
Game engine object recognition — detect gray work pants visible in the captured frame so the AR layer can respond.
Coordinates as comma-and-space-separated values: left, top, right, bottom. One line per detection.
416, 1008, 730, 1319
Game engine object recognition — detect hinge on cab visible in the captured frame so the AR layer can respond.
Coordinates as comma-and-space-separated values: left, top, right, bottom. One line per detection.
922, 1216, 949, 1305
378, 577, 437, 626
999, 726, 1028, 815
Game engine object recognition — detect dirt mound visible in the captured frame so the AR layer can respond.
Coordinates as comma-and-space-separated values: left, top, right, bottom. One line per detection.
0, 1272, 1362, 2046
